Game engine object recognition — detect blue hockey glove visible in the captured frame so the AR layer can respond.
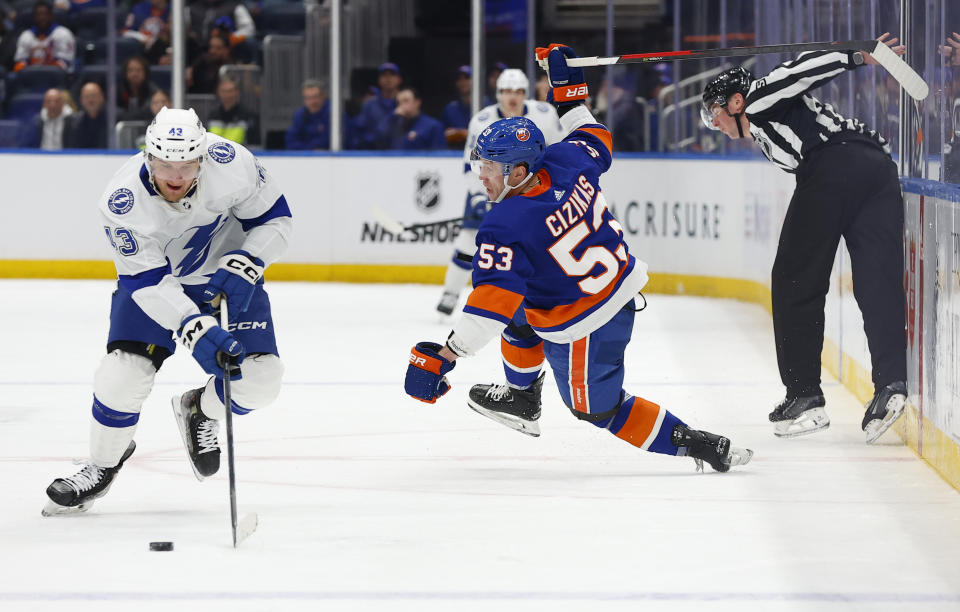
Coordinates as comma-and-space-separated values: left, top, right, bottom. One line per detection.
464, 190, 491, 223
536, 43, 587, 107
178, 314, 246, 379
405, 342, 456, 403
202, 250, 264, 320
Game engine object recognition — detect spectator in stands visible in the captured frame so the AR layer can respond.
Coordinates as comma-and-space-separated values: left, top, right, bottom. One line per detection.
208, 76, 259, 146
149, 88, 171, 116
117, 55, 157, 121
64, 80, 105, 148
596, 69, 641, 151
55, 0, 105, 12
351, 62, 402, 149
25, 86, 73, 149
186, 30, 231, 94
285, 78, 334, 150
186, 0, 254, 62
375, 84, 445, 151
12, 1, 75, 73
0, 2, 13, 65
441, 65, 472, 149
941, 31, 960, 183
123, 0, 172, 65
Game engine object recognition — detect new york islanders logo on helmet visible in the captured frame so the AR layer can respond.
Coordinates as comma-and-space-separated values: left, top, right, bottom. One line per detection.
516, 128, 530, 142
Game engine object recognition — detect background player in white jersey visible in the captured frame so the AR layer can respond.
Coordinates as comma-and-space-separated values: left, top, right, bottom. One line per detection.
436, 68, 563, 317
42, 108, 292, 516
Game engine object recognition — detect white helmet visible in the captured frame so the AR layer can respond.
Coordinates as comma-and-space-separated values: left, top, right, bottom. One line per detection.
496, 68, 529, 95
144, 107, 206, 162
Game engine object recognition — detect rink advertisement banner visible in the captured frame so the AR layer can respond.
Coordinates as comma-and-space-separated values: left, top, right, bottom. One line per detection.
0, 151, 792, 278
901, 178, 960, 490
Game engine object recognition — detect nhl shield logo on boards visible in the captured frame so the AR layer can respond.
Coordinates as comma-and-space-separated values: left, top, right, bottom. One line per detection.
516, 128, 530, 142
415, 171, 441, 212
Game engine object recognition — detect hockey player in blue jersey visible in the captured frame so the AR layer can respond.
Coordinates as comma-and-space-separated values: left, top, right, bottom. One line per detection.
43, 108, 292, 515
405, 44, 752, 472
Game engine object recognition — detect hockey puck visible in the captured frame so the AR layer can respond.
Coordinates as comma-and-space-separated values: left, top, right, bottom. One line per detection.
149, 541, 174, 552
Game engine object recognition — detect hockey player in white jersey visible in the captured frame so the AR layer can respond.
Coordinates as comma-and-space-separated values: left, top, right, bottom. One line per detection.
436, 68, 563, 316
42, 108, 292, 516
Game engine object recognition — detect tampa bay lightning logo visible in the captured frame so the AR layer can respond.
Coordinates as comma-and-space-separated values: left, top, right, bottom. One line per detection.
107, 188, 135, 214
207, 142, 236, 164
168, 215, 227, 277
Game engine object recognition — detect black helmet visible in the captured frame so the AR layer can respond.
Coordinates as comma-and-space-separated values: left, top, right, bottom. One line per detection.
701, 66, 753, 129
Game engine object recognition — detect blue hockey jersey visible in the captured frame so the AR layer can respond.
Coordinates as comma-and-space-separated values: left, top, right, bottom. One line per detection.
451, 106, 648, 350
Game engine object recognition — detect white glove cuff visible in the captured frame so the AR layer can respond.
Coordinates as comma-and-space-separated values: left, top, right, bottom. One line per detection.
178, 315, 218, 351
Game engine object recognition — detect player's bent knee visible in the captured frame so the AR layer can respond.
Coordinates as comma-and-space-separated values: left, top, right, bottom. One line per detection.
93, 349, 157, 414
231, 353, 284, 413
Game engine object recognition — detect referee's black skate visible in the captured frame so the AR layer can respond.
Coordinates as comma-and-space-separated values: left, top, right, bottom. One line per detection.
468, 372, 544, 437
862, 381, 907, 444
769, 394, 828, 438
42, 441, 136, 516
172, 387, 221, 480
671, 425, 753, 473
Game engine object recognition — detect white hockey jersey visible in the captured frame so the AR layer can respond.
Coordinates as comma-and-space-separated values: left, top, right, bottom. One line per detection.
461, 101, 564, 173
99, 134, 292, 332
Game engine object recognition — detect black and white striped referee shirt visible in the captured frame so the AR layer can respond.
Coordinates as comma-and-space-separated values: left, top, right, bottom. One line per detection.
745, 50, 890, 173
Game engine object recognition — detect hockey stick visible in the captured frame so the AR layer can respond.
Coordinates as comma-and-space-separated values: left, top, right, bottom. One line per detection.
869, 40, 929, 100
546, 40, 877, 67
218, 298, 258, 548
542, 39, 928, 101
370, 203, 463, 235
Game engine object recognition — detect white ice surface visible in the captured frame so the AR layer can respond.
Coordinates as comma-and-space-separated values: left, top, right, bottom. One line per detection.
1, 280, 959, 612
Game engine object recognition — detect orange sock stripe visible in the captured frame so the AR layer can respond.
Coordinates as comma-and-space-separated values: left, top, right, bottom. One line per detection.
613, 397, 662, 447
501, 339, 545, 370
569, 337, 589, 413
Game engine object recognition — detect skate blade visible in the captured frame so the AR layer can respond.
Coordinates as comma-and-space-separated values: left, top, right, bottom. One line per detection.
774, 407, 830, 438
171, 395, 207, 482
725, 446, 754, 468
467, 402, 541, 437
41, 500, 92, 517
865, 394, 906, 444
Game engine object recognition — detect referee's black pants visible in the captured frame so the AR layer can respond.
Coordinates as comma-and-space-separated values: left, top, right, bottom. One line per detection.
771, 140, 906, 399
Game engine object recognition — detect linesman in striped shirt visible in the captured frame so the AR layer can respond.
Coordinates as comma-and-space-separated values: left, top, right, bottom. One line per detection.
701, 34, 908, 444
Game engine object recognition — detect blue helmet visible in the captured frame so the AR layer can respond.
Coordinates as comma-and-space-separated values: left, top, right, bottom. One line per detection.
471, 116, 546, 176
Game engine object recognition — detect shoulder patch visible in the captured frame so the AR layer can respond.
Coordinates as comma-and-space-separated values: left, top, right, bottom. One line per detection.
536, 103, 549, 112
108, 188, 135, 214
207, 141, 236, 164
477, 111, 490, 122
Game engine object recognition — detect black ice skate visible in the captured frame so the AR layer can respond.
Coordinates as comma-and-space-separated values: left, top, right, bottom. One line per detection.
671, 425, 753, 473
467, 372, 544, 437
42, 441, 136, 516
862, 381, 907, 444
172, 387, 221, 480
769, 394, 829, 438
436, 291, 459, 316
